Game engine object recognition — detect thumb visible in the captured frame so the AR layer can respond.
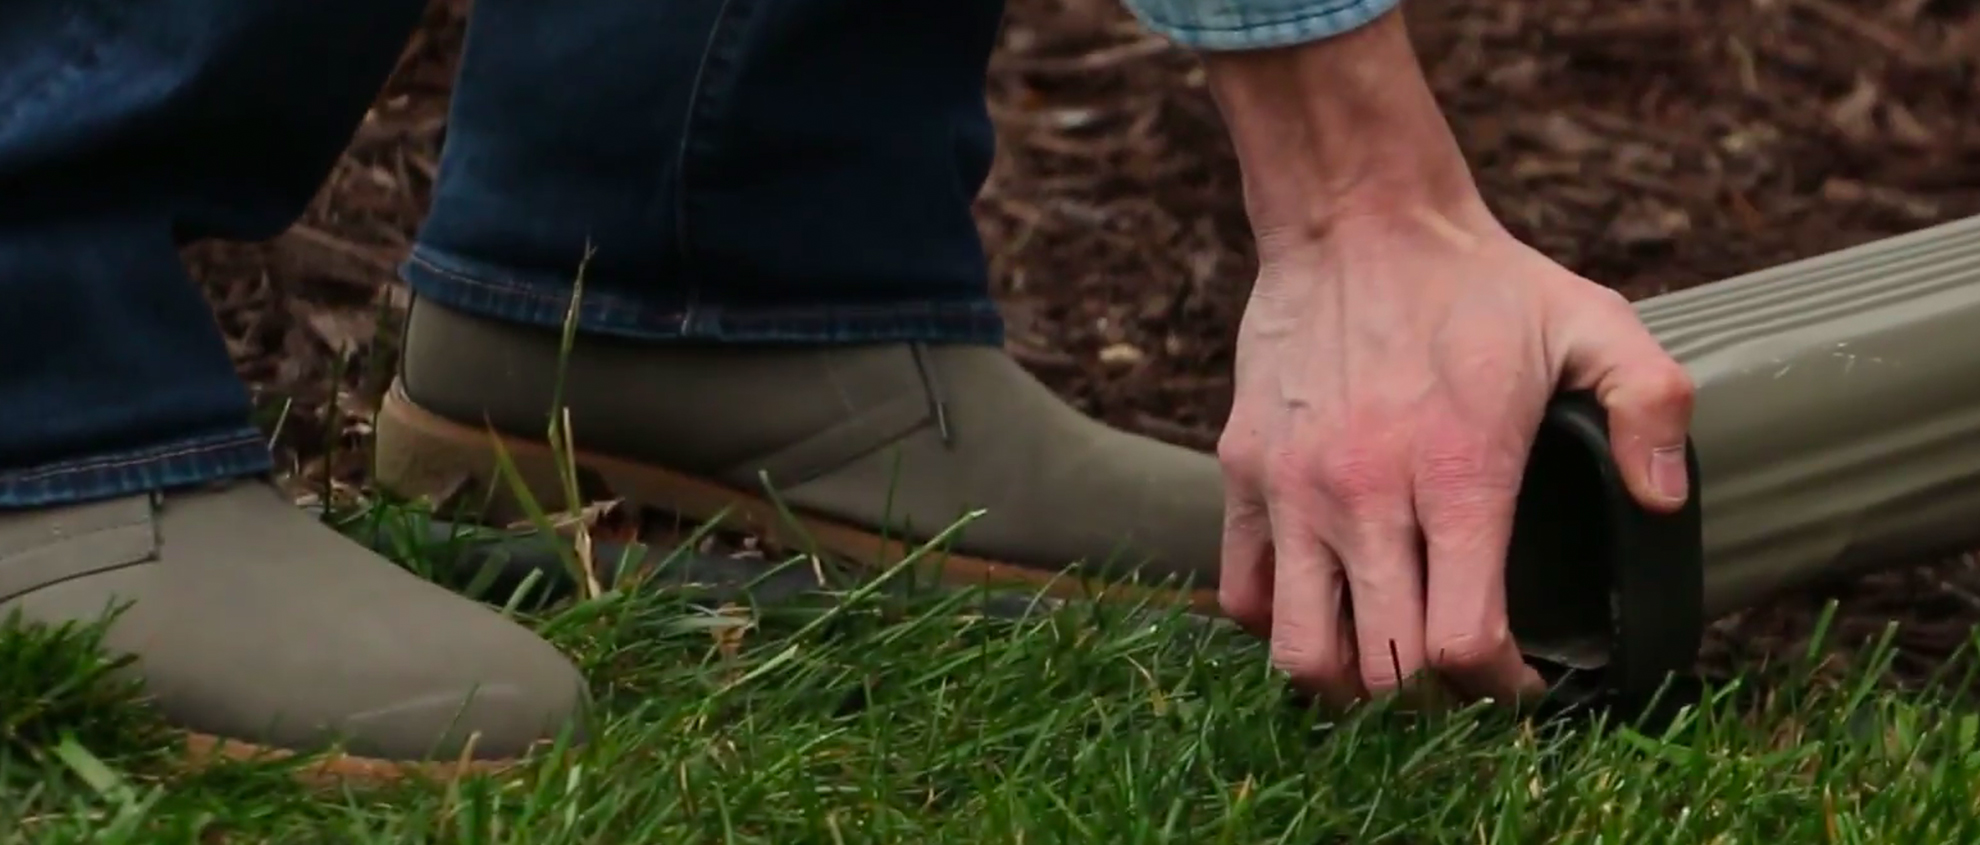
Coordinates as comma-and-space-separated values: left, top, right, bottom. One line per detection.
1560, 298, 1697, 514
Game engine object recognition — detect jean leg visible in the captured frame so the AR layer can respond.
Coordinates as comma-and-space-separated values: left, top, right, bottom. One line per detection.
406, 0, 1008, 344
0, 0, 425, 505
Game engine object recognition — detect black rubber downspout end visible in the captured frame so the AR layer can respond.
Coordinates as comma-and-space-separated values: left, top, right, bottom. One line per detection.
1510, 390, 1707, 724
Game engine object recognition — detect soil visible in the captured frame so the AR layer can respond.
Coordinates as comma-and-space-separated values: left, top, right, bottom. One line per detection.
183, 0, 1980, 683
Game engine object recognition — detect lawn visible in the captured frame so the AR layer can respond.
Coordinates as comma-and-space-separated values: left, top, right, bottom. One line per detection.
7, 496, 1980, 842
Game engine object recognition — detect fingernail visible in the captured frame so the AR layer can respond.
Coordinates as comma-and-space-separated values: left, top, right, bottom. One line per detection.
1651, 445, 1689, 503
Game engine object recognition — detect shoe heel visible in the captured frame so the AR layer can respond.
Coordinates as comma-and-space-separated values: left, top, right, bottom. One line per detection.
372, 382, 580, 526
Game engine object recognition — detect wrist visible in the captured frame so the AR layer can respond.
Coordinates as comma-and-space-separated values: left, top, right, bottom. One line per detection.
1202, 9, 1490, 251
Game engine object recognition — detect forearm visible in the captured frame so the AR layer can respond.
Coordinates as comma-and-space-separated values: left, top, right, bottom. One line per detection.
1202, 10, 1487, 244
1117, 1, 1490, 248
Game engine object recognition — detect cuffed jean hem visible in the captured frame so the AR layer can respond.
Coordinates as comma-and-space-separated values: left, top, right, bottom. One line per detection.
0, 429, 273, 508
1120, 0, 1399, 51
402, 247, 1008, 346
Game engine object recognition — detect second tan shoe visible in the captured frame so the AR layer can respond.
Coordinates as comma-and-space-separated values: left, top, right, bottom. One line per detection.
372, 299, 1224, 610
0, 481, 588, 780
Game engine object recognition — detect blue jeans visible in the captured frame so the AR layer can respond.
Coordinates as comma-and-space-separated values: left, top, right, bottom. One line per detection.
0, 0, 1007, 506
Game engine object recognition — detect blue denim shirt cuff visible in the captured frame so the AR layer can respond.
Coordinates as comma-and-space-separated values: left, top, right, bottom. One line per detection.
1118, 0, 1401, 51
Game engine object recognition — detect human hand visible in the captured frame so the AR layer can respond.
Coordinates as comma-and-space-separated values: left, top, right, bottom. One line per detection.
1214, 207, 1695, 708
1195, 9, 1694, 707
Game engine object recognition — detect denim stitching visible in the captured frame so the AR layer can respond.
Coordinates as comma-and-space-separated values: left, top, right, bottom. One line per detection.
0, 430, 270, 507
0, 432, 261, 482
412, 250, 1000, 319
1120, 0, 1396, 51
405, 248, 1004, 344
1153, 0, 1373, 30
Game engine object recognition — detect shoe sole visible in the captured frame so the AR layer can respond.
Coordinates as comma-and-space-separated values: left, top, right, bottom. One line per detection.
372, 382, 1220, 614
181, 732, 529, 786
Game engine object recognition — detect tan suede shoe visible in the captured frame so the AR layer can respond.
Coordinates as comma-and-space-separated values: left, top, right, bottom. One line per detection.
372, 299, 1224, 610
0, 481, 589, 780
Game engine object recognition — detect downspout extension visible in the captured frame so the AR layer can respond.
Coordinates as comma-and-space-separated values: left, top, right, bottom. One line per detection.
1515, 214, 1980, 710
1645, 214, 1980, 621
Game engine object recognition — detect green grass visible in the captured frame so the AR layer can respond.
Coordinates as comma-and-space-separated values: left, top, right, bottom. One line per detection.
12, 267, 1979, 842
6, 509, 1980, 843
15, 265, 1980, 839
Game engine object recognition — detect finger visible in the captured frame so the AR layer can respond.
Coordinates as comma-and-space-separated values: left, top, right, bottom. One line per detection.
1416, 464, 1547, 705
1331, 510, 1427, 700
1561, 292, 1697, 513
1218, 488, 1276, 639
1599, 356, 1696, 514
1266, 502, 1364, 709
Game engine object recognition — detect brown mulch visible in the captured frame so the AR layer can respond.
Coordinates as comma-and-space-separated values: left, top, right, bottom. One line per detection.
182, 0, 1980, 684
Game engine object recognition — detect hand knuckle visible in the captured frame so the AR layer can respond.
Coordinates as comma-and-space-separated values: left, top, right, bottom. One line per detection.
1613, 363, 1697, 422
1652, 365, 1697, 409
1271, 640, 1351, 687
1216, 434, 1261, 479
1429, 629, 1513, 673
1217, 586, 1270, 631
1591, 285, 1634, 311
1260, 458, 1310, 501
1313, 448, 1399, 507
1221, 497, 1267, 533
1360, 665, 1409, 697
1416, 447, 1487, 490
